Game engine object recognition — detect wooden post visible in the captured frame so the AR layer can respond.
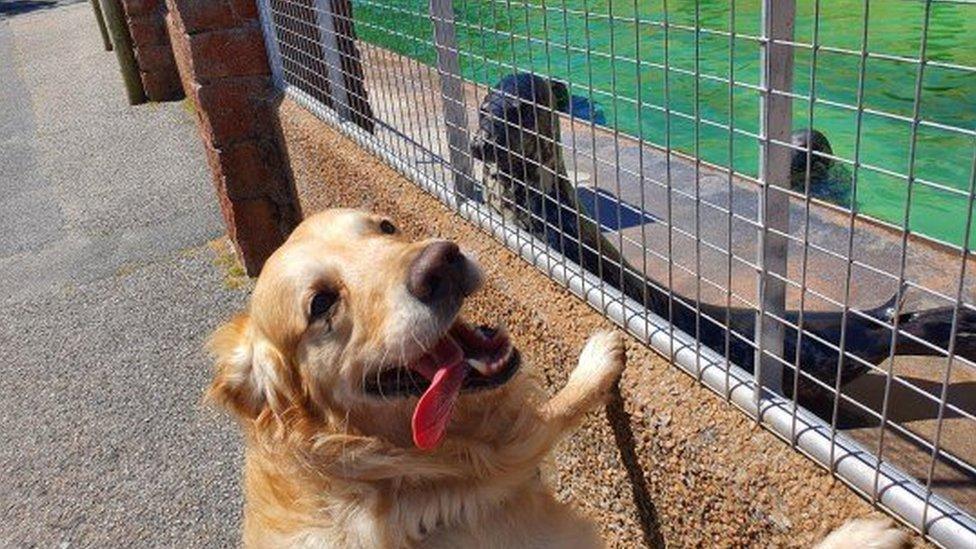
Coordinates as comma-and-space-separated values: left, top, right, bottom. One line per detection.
99, 0, 146, 105
332, 1, 373, 132
756, 0, 795, 399
314, 0, 351, 121
313, 0, 374, 133
429, 0, 475, 199
89, 0, 113, 51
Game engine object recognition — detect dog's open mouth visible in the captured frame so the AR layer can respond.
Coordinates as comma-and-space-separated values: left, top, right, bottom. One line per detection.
364, 321, 520, 450
363, 322, 520, 398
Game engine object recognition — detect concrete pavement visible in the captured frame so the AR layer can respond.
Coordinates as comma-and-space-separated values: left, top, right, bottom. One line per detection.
1, 3, 245, 546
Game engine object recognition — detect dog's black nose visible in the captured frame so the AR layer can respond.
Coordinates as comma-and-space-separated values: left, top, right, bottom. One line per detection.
408, 241, 464, 303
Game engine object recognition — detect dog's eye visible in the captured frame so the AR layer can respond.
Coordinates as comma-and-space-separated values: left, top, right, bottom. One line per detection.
309, 290, 339, 320
379, 220, 397, 235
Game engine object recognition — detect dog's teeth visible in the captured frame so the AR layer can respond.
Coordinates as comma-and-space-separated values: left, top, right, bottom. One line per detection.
499, 346, 512, 364
469, 358, 489, 375
487, 353, 508, 375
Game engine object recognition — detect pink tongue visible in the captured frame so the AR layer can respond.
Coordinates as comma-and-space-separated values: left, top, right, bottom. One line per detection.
410, 337, 467, 450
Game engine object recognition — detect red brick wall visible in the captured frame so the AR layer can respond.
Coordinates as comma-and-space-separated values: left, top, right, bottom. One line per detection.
165, 0, 301, 275
120, 0, 183, 101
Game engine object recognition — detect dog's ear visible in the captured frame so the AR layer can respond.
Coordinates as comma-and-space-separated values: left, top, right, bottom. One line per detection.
206, 314, 294, 419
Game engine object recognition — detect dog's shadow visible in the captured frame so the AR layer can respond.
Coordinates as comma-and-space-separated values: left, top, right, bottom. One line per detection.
605, 386, 666, 548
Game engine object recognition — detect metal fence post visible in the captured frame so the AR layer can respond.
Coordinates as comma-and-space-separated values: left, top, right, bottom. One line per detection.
314, 0, 352, 121
429, 0, 475, 199
330, 1, 374, 132
756, 0, 795, 399
255, 0, 285, 88
313, 0, 375, 133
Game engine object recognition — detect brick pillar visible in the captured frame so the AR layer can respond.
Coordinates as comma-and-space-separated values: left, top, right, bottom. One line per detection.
165, 0, 301, 275
120, 0, 183, 101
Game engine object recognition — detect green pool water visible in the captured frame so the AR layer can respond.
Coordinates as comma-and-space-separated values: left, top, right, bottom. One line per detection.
352, 0, 976, 246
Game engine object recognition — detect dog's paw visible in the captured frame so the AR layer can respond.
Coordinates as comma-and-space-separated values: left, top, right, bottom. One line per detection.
568, 330, 625, 401
814, 519, 907, 549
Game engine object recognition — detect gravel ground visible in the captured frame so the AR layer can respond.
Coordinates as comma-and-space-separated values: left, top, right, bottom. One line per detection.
0, 4, 246, 547
277, 99, 923, 548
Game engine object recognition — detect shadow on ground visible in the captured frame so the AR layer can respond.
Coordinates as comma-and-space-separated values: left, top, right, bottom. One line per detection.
0, 0, 83, 17
606, 386, 666, 548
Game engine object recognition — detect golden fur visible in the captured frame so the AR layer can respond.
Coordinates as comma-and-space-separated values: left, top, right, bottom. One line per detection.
209, 209, 906, 548
208, 209, 624, 547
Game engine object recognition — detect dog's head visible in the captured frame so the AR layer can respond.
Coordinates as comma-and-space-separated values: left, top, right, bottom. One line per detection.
471, 73, 568, 176
208, 209, 522, 451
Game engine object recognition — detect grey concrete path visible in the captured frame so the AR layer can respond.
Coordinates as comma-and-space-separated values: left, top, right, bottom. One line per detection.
1, 3, 245, 546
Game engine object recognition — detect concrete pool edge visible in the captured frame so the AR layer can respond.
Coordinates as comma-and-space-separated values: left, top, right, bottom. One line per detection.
350, 42, 976, 311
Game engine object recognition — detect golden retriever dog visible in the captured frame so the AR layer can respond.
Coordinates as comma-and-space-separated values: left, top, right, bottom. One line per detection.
208, 209, 906, 548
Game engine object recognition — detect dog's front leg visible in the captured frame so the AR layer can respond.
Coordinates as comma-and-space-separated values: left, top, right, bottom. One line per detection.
461, 331, 625, 478
542, 330, 625, 432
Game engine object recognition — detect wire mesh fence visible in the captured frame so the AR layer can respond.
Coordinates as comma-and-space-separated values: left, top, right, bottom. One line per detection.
256, 0, 976, 545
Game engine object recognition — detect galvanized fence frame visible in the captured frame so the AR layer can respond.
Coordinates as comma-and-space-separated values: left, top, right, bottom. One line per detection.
254, 1, 976, 546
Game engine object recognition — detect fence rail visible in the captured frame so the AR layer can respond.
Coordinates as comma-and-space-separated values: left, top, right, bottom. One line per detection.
255, 1, 976, 546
